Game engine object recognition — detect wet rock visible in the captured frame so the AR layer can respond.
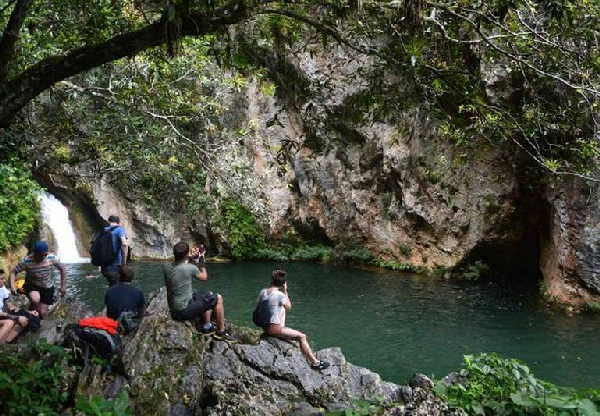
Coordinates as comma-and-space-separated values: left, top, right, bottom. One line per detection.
409, 373, 434, 390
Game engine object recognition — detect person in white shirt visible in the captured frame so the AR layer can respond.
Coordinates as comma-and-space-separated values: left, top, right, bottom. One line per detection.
0, 270, 10, 311
255, 269, 329, 371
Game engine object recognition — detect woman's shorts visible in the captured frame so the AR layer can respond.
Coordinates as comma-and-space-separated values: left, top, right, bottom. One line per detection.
24, 282, 55, 305
172, 291, 218, 321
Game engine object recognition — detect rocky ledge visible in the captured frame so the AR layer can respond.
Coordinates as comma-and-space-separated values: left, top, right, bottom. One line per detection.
7, 290, 462, 415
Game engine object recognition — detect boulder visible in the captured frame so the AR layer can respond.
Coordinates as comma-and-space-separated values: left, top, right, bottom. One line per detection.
120, 289, 459, 415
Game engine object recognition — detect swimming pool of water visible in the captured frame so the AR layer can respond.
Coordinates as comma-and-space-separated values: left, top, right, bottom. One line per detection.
62, 261, 600, 388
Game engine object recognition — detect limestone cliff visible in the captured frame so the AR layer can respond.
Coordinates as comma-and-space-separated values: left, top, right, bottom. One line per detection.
32, 39, 600, 307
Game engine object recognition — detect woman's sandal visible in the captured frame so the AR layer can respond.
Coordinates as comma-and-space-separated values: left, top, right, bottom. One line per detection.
310, 360, 330, 371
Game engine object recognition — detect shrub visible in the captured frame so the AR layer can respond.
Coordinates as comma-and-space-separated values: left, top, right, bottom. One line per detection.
434, 353, 600, 415
290, 245, 333, 262
0, 161, 40, 252
76, 391, 132, 416
585, 301, 600, 313
341, 247, 376, 264
253, 247, 289, 261
219, 200, 265, 259
458, 260, 490, 281
0, 341, 69, 416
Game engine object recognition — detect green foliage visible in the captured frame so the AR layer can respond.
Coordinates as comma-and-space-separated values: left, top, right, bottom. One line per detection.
373, 258, 418, 272
220, 200, 266, 259
0, 161, 40, 252
290, 245, 333, 262
75, 391, 132, 416
585, 301, 600, 313
457, 261, 491, 281
398, 244, 412, 257
252, 244, 333, 262
341, 247, 376, 264
253, 246, 290, 261
434, 353, 600, 415
324, 399, 388, 415
0, 340, 69, 416
339, 246, 424, 272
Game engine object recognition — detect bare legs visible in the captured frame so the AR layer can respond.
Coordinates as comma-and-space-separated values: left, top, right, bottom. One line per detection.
28, 290, 49, 318
265, 324, 319, 365
0, 316, 28, 344
201, 294, 226, 333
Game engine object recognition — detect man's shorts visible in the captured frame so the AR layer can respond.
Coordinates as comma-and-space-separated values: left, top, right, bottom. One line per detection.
24, 282, 55, 305
172, 291, 218, 321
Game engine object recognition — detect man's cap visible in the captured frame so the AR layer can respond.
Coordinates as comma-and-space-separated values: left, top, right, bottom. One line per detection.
33, 241, 49, 253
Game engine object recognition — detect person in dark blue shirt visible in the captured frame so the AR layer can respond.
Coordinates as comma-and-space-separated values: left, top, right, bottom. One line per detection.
104, 265, 145, 332
100, 215, 128, 286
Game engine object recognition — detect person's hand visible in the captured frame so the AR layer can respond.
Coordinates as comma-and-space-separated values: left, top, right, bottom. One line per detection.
283, 282, 288, 292
60, 287, 66, 297
17, 316, 28, 327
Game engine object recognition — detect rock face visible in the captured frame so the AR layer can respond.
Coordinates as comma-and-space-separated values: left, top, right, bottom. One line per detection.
34, 39, 600, 306
540, 178, 600, 306
117, 289, 458, 415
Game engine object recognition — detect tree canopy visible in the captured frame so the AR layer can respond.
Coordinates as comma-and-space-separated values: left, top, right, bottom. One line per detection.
1, 0, 599, 180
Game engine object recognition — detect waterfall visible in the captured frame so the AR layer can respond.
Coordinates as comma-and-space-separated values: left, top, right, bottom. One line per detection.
39, 192, 89, 263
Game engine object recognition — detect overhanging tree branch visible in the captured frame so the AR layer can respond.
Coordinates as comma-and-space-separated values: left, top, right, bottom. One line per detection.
0, 0, 250, 127
0, 0, 34, 82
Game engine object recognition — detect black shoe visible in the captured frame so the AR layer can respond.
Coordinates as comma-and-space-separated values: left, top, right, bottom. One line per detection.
213, 331, 236, 342
311, 360, 330, 371
199, 322, 216, 334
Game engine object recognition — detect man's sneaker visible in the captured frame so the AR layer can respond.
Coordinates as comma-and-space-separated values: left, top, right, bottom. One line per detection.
310, 360, 330, 371
213, 330, 236, 342
199, 322, 216, 334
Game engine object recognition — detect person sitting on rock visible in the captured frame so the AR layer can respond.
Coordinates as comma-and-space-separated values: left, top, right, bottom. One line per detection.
10, 241, 67, 318
0, 270, 10, 312
163, 241, 234, 342
104, 265, 145, 334
254, 269, 329, 371
0, 304, 41, 344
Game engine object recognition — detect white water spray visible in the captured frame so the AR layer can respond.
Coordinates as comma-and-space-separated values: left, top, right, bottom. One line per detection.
39, 192, 89, 263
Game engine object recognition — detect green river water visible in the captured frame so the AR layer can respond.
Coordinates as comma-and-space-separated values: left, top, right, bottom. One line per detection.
62, 261, 599, 388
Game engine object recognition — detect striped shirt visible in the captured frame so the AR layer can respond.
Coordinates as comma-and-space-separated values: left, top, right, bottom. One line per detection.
14, 254, 61, 288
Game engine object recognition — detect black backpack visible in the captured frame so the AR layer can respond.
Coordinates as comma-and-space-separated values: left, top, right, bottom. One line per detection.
252, 299, 271, 328
64, 323, 122, 360
90, 226, 118, 266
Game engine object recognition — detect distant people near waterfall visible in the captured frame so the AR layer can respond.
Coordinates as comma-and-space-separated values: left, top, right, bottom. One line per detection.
163, 241, 235, 342
9, 241, 67, 318
253, 269, 330, 371
189, 243, 206, 265
92, 215, 128, 286
104, 265, 145, 334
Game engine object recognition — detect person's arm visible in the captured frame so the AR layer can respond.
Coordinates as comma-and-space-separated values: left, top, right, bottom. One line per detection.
120, 235, 129, 265
196, 267, 208, 282
281, 283, 292, 311
53, 261, 67, 297
9, 264, 22, 295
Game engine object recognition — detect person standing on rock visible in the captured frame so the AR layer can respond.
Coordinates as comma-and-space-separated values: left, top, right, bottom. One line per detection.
163, 241, 235, 342
9, 241, 66, 318
254, 269, 329, 371
100, 215, 129, 286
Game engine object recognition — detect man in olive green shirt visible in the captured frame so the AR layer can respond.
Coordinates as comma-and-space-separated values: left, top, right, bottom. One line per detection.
163, 241, 233, 341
